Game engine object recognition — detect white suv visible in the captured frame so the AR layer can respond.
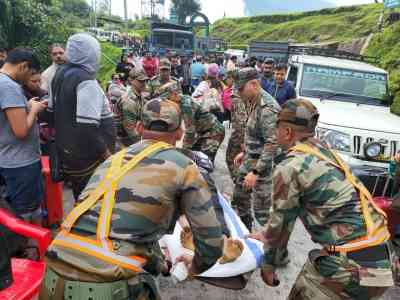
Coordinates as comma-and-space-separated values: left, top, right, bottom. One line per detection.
287, 54, 398, 195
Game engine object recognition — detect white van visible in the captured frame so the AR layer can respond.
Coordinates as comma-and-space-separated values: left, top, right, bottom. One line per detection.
286, 53, 398, 195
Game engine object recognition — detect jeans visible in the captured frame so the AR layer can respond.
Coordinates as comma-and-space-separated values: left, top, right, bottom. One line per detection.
0, 161, 44, 218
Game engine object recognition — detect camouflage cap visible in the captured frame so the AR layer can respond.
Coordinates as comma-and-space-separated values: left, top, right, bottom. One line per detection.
159, 58, 171, 70
142, 98, 182, 132
278, 99, 319, 132
129, 68, 149, 81
156, 82, 180, 99
235, 67, 259, 90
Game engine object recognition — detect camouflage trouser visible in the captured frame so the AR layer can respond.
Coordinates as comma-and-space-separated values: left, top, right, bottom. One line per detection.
192, 133, 225, 163
231, 171, 272, 228
288, 249, 394, 300
40, 267, 160, 300
225, 137, 242, 182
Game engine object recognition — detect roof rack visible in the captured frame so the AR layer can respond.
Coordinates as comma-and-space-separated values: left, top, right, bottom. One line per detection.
288, 46, 379, 64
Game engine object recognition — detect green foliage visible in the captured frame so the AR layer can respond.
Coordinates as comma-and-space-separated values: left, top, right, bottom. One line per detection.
97, 42, 121, 87
127, 19, 151, 38
0, 0, 89, 67
171, 0, 201, 25
211, 4, 383, 45
366, 22, 400, 115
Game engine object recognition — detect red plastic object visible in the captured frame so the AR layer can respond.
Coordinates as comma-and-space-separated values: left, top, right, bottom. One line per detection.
0, 209, 51, 260
0, 208, 51, 300
0, 259, 45, 300
41, 156, 63, 226
374, 196, 400, 238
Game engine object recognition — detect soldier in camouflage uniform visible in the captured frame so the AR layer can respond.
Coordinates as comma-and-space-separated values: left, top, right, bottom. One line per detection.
147, 58, 181, 99
40, 98, 223, 300
156, 82, 225, 162
226, 93, 248, 181
231, 68, 281, 230
251, 99, 396, 299
114, 69, 148, 147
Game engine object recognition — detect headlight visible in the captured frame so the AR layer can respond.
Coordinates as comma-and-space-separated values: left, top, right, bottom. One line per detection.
316, 128, 351, 152
364, 142, 382, 159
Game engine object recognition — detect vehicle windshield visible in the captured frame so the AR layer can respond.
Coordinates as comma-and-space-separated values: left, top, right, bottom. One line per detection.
153, 31, 174, 48
300, 64, 389, 106
152, 30, 194, 50
175, 32, 194, 50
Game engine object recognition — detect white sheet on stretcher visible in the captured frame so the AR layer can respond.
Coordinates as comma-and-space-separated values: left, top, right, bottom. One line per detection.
159, 193, 264, 280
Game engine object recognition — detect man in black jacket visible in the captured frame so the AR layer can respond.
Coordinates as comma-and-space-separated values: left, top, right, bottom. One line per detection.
49, 33, 116, 201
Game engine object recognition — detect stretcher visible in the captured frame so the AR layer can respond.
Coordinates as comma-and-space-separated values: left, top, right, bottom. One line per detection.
159, 193, 264, 286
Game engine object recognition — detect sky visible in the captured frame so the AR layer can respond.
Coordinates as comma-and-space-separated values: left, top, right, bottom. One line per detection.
105, 0, 376, 23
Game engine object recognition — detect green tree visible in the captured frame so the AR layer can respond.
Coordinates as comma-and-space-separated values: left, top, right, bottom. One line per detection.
0, 0, 86, 66
60, 0, 90, 18
171, 0, 201, 25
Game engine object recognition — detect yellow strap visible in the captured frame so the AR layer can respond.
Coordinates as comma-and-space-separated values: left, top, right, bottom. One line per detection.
63, 155, 118, 231
62, 142, 171, 232
290, 144, 387, 235
97, 149, 127, 247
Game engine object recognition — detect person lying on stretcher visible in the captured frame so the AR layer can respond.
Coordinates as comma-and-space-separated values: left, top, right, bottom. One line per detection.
160, 150, 247, 283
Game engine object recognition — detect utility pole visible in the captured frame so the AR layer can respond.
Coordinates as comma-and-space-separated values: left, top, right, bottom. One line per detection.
94, 0, 98, 28
123, 0, 128, 47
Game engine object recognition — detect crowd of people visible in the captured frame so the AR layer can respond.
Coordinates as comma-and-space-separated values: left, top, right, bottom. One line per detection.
0, 31, 398, 300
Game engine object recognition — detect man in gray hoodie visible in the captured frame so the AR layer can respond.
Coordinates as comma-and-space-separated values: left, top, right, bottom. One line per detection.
49, 33, 116, 201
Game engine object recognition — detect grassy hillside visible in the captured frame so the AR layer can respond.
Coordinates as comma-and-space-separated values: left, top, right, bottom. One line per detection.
210, 4, 382, 47
366, 22, 400, 114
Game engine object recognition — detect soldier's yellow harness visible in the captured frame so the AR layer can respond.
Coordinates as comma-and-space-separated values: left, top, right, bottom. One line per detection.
52, 142, 172, 272
290, 143, 390, 255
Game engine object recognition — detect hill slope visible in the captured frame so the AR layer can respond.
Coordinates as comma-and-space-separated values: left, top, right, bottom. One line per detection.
366, 22, 400, 114
210, 4, 382, 47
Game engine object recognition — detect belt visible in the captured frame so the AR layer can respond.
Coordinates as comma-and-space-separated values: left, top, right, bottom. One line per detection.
44, 268, 130, 300
326, 243, 389, 262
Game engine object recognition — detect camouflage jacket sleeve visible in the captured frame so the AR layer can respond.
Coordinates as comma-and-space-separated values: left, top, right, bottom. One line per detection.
182, 96, 224, 150
231, 95, 247, 144
146, 77, 157, 98
181, 96, 197, 149
121, 96, 141, 142
262, 157, 300, 272
180, 162, 224, 273
254, 106, 279, 175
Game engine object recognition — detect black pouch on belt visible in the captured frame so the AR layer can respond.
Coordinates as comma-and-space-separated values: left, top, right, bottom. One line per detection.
347, 244, 389, 267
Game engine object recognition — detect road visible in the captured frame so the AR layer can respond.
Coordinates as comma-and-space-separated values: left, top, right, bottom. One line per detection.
63, 126, 399, 299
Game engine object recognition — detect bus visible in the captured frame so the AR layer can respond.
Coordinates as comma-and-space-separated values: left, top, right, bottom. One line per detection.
149, 22, 195, 56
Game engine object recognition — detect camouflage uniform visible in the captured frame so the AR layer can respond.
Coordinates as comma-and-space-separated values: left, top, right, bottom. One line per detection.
231, 68, 281, 228
114, 69, 148, 147
262, 99, 395, 300
157, 82, 225, 162
226, 93, 248, 181
147, 59, 181, 99
41, 99, 223, 300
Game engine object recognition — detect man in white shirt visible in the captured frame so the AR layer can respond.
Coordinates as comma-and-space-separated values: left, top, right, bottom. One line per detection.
41, 44, 66, 92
